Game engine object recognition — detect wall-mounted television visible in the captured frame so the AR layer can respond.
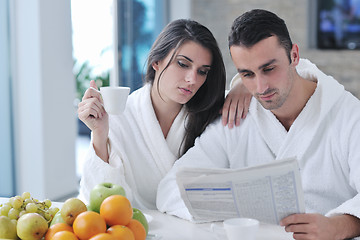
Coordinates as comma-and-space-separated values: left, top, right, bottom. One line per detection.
318, 0, 360, 49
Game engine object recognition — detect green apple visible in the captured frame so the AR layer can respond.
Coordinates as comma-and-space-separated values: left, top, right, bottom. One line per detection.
0, 216, 17, 239
17, 213, 48, 240
50, 211, 66, 227
89, 182, 126, 213
132, 208, 149, 235
86, 204, 94, 211
60, 198, 87, 225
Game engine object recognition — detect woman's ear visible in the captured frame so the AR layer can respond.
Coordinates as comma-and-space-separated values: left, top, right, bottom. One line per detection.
152, 61, 159, 71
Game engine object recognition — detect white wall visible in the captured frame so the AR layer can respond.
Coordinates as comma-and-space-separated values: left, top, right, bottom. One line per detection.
12, 0, 78, 200
0, 0, 15, 196
169, 0, 191, 21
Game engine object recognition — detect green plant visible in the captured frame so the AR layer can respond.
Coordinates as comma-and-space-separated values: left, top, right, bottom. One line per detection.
74, 60, 110, 100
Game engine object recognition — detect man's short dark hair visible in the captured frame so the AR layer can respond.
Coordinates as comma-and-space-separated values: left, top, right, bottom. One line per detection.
228, 9, 293, 62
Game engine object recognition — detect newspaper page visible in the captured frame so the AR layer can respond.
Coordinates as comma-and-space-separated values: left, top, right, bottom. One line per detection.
176, 158, 305, 225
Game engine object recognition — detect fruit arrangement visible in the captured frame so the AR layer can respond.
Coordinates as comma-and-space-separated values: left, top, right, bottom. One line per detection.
0, 183, 149, 240
0, 192, 59, 239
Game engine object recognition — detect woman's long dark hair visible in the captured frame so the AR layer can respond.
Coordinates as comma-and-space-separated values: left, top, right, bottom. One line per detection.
145, 19, 226, 155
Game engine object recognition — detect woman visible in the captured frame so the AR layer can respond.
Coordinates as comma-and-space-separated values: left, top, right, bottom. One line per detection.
78, 19, 243, 209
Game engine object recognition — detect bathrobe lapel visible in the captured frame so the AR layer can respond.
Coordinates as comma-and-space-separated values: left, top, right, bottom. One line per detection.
250, 59, 345, 161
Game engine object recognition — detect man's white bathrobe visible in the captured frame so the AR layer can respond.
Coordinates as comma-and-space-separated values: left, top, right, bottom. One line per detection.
79, 83, 187, 210
157, 59, 360, 222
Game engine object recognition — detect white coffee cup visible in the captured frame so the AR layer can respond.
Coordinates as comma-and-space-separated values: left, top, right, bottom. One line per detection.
223, 218, 259, 240
95, 86, 130, 115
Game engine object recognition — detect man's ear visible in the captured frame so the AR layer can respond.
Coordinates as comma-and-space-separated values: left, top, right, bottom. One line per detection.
152, 61, 159, 71
290, 44, 300, 65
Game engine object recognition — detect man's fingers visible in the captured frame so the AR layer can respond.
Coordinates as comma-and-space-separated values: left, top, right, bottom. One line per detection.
292, 232, 310, 240
284, 223, 309, 233
280, 214, 309, 226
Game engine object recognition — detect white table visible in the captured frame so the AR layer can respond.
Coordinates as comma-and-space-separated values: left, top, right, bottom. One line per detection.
0, 198, 293, 240
143, 209, 293, 240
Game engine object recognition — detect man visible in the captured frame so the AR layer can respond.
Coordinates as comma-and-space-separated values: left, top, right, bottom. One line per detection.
156, 9, 360, 239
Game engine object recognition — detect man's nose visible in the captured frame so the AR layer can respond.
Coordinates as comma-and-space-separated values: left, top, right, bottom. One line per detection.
255, 76, 269, 94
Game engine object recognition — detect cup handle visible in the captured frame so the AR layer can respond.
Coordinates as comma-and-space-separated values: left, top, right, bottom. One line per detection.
90, 86, 101, 94
89, 87, 105, 109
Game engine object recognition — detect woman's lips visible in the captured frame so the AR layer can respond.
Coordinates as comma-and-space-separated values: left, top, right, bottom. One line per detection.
179, 87, 192, 95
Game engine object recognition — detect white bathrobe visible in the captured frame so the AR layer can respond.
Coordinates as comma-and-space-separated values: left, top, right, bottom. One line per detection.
79, 83, 186, 210
157, 59, 360, 224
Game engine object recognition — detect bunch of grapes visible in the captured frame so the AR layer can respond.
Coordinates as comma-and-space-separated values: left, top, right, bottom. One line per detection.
0, 192, 59, 223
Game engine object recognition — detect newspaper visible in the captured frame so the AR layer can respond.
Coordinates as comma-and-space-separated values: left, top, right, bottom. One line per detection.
176, 158, 305, 225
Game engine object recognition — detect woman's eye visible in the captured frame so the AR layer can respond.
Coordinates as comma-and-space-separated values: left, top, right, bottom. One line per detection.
242, 72, 254, 78
198, 69, 209, 76
177, 61, 188, 68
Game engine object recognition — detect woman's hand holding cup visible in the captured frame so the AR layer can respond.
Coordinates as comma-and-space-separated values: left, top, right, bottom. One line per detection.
78, 80, 109, 139
78, 80, 130, 163
78, 80, 130, 143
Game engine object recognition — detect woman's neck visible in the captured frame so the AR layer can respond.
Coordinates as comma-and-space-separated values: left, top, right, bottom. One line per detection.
151, 86, 182, 138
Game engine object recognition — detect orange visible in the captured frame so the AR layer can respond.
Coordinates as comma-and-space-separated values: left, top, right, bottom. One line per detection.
126, 219, 146, 240
51, 230, 79, 240
45, 223, 73, 240
88, 233, 114, 240
107, 225, 135, 240
73, 211, 107, 240
100, 195, 133, 226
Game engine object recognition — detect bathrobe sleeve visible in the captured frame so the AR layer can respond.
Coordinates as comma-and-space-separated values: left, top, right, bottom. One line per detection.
325, 94, 360, 220
78, 84, 187, 210
78, 136, 133, 205
156, 119, 232, 220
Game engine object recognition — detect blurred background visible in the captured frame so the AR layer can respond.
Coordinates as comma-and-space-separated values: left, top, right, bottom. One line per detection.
1, 0, 359, 201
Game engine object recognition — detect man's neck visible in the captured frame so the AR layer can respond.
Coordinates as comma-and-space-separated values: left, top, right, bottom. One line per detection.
272, 76, 317, 131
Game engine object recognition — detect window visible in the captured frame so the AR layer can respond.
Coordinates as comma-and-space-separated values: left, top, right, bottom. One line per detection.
116, 0, 167, 90
71, 0, 168, 177
71, 0, 168, 98
71, 0, 114, 101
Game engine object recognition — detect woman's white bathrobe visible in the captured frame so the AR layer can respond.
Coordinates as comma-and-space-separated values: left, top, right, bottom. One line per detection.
157, 59, 360, 223
79, 83, 187, 210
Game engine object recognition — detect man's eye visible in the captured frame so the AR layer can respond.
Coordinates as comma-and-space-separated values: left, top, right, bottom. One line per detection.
178, 61, 188, 68
264, 67, 274, 72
